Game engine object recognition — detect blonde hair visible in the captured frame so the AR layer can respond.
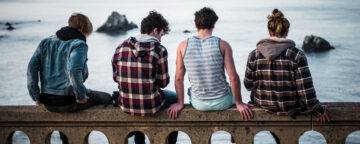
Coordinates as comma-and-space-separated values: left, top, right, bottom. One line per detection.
68, 13, 93, 37
267, 9, 290, 37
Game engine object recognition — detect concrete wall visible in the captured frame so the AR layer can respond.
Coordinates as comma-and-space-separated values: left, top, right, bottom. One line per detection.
0, 102, 359, 144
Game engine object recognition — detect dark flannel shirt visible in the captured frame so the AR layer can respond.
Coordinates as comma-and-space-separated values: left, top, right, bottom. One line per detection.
112, 37, 169, 116
244, 47, 324, 116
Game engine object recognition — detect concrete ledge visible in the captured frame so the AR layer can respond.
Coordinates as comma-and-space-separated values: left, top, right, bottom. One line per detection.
0, 102, 359, 144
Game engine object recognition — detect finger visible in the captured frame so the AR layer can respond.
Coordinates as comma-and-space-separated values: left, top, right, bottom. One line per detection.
175, 111, 178, 119
243, 111, 248, 121
245, 111, 251, 121
325, 115, 330, 122
247, 108, 254, 118
167, 108, 171, 115
248, 104, 255, 107
240, 111, 244, 120
317, 117, 320, 122
171, 110, 176, 119
169, 111, 174, 119
321, 116, 325, 123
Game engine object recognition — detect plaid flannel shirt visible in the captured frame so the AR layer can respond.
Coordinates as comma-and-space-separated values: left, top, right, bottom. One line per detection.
244, 47, 324, 116
112, 37, 169, 116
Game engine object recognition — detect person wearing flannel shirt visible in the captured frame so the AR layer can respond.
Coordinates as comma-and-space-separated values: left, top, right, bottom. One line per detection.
244, 9, 330, 122
112, 11, 178, 144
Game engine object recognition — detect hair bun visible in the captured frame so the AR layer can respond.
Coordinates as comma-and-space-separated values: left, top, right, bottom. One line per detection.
267, 8, 284, 21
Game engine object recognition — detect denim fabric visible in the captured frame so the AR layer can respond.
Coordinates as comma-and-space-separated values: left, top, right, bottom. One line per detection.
188, 86, 235, 111
27, 36, 89, 101
131, 90, 178, 144
161, 90, 178, 108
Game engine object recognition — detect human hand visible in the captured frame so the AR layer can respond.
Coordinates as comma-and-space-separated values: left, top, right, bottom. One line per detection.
76, 96, 89, 104
317, 105, 330, 123
167, 103, 184, 119
35, 101, 43, 106
236, 103, 253, 121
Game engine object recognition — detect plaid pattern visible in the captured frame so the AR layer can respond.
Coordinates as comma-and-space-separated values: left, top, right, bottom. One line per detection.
112, 37, 169, 116
244, 47, 324, 116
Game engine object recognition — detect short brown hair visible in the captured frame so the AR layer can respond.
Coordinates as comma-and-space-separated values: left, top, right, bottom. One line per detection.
194, 7, 218, 30
267, 9, 290, 37
68, 13, 93, 36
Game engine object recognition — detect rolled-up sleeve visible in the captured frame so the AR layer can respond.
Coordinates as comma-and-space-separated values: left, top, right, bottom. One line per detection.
244, 53, 257, 91
155, 48, 170, 88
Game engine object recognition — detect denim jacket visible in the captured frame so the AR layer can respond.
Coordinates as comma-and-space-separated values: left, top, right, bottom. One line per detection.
27, 35, 88, 101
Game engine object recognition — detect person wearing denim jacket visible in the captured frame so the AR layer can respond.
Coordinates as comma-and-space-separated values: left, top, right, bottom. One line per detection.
27, 13, 111, 114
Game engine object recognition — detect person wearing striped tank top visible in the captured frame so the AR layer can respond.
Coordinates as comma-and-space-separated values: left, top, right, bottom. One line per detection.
167, 7, 253, 121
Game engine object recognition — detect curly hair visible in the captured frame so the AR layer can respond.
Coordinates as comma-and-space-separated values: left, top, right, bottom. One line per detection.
194, 7, 218, 30
267, 9, 290, 37
141, 11, 170, 35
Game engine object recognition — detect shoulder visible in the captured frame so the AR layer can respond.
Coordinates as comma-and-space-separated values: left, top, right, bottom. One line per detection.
219, 39, 232, 53
219, 39, 231, 48
178, 39, 187, 49
286, 47, 306, 61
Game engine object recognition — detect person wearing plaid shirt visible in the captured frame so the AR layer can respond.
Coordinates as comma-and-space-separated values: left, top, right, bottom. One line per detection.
112, 11, 178, 144
244, 9, 330, 122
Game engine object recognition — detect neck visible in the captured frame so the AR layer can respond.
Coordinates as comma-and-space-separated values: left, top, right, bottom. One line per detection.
197, 29, 213, 39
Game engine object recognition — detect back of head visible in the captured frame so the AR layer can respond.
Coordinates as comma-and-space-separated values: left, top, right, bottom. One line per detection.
194, 7, 218, 30
141, 11, 170, 35
68, 13, 93, 37
267, 9, 290, 37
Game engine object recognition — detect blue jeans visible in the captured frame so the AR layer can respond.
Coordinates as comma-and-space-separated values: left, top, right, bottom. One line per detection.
162, 90, 178, 108
132, 90, 178, 144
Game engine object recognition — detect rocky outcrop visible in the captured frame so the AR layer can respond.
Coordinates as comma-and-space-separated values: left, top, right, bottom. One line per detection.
183, 30, 191, 33
2, 20, 41, 31
97, 11, 137, 35
302, 35, 334, 52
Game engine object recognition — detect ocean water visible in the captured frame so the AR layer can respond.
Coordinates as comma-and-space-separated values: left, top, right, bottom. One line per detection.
1, 0, 360, 143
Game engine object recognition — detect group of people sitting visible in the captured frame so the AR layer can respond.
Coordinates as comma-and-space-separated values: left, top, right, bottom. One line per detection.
27, 7, 330, 144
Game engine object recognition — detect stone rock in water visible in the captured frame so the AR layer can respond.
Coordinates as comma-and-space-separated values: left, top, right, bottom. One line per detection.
183, 30, 191, 33
97, 11, 138, 35
302, 35, 334, 52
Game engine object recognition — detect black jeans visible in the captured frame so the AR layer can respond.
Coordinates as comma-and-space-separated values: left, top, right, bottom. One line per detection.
43, 90, 112, 113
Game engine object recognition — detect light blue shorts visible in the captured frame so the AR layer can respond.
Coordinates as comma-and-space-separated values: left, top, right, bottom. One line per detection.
188, 87, 235, 111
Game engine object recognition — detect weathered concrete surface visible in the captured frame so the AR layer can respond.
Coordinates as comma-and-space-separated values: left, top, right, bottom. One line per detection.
0, 102, 359, 144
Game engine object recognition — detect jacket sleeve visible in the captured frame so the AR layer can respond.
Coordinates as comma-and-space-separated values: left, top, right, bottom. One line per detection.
295, 53, 324, 116
68, 43, 88, 100
244, 52, 257, 91
154, 47, 170, 88
27, 41, 44, 101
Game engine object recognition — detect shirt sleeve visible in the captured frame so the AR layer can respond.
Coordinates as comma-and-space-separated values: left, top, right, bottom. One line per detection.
295, 53, 324, 116
27, 41, 44, 101
68, 43, 88, 100
112, 47, 120, 83
154, 47, 170, 88
244, 52, 257, 91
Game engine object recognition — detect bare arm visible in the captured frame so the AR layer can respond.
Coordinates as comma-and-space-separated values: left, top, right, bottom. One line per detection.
167, 40, 187, 119
220, 40, 253, 120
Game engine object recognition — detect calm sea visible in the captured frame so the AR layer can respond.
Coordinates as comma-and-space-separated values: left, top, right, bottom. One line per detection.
1, 0, 359, 143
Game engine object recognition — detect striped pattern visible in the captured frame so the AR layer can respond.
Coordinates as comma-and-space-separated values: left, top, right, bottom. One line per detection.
183, 36, 229, 100
244, 47, 324, 116
112, 37, 169, 116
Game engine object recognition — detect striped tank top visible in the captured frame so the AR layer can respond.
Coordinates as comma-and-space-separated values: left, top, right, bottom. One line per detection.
183, 36, 229, 100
